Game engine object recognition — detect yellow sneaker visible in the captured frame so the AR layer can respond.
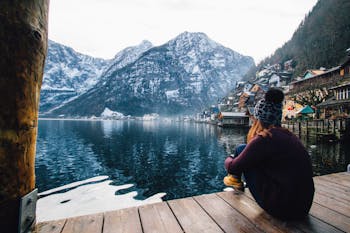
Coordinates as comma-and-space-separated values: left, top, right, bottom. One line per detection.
223, 174, 244, 191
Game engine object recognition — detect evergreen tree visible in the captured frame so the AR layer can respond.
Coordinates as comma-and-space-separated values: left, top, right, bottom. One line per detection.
243, 0, 350, 80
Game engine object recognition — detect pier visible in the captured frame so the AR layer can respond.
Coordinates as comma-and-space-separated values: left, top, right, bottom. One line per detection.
284, 118, 350, 141
35, 172, 350, 233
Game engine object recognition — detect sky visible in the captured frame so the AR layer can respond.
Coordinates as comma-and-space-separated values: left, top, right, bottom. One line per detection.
48, 0, 318, 63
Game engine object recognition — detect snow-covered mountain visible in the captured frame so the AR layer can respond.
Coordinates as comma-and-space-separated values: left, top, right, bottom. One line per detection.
49, 32, 254, 117
40, 40, 109, 113
102, 40, 153, 78
40, 40, 153, 114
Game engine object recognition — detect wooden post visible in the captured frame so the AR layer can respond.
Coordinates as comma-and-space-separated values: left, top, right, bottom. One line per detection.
0, 1, 49, 232
340, 119, 343, 131
327, 119, 330, 133
306, 120, 309, 138
298, 121, 301, 138
322, 120, 325, 133
345, 118, 350, 140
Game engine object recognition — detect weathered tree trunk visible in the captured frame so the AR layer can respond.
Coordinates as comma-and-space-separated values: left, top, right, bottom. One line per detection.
0, 1, 49, 232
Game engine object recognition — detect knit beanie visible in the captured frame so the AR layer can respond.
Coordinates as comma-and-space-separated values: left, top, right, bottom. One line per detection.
254, 88, 284, 126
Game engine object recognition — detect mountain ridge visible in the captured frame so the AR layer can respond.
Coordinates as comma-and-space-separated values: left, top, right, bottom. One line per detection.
47, 32, 254, 117
40, 40, 154, 114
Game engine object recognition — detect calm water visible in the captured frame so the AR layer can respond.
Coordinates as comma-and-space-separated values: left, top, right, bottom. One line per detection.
35, 120, 350, 201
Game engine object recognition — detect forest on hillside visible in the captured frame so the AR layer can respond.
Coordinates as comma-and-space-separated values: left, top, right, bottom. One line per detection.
244, 0, 350, 80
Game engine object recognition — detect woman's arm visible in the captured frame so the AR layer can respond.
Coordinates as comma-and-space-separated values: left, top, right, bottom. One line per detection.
225, 136, 268, 175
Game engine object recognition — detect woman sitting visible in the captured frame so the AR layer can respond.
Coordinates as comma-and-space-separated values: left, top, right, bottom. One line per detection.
224, 88, 315, 220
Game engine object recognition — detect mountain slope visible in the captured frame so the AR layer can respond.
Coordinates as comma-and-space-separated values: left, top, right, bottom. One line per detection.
51, 32, 254, 117
244, 0, 350, 80
40, 40, 153, 114
40, 40, 110, 113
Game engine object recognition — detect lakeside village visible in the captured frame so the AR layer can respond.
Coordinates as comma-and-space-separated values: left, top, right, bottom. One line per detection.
196, 49, 350, 126
78, 49, 350, 140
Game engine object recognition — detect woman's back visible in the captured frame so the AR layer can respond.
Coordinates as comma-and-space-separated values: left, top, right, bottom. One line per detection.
250, 127, 315, 219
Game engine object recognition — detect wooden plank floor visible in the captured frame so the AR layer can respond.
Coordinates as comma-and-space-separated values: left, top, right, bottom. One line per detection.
35, 172, 350, 233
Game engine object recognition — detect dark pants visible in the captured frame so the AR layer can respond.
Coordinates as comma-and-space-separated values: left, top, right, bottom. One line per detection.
234, 144, 263, 206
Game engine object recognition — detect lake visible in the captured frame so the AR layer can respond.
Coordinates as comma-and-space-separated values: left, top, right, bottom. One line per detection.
35, 119, 350, 221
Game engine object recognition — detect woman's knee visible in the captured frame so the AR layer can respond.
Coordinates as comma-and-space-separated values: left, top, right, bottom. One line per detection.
234, 144, 246, 157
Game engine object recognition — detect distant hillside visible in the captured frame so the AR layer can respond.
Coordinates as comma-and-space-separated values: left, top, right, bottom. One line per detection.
244, 0, 350, 80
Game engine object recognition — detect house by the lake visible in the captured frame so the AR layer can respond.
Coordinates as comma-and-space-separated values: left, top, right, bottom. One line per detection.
217, 111, 249, 127
286, 50, 350, 119
316, 57, 350, 119
317, 82, 350, 119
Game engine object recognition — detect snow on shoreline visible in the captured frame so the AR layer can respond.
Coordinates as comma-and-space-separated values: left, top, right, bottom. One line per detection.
100, 107, 125, 119
36, 177, 166, 222
38, 176, 109, 197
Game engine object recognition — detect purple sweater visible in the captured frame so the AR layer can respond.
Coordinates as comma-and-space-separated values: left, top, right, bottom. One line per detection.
225, 128, 314, 219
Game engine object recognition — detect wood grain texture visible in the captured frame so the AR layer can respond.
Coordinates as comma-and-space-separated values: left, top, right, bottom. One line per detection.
194, 193, 261, 233
243, 188, 343, 233
317, 172, 350, 188
0, 0, 49, 199
168, 197, 224, 233
314, 180, 350, 203
34, 219, 66, 233
61, 213, 103, 233
290, 215, 343, 233
313, 191, 350, 217
139, 202, 183, 233
103, 207, 142, 233
0, 1, 49, 232
218, 191, 302, 233
314, 176, 350, 194
34, 172, 350, 233
309, 202, 350, 232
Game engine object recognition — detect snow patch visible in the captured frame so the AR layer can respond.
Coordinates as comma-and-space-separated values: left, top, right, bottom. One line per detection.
101, 108, 124, 119
192, 65, 200, 74
165, 89, 179, 99
190, 81, 202, 94
208, 58, 225, 67
142, 113, 159, 121
36, 177, 166, 222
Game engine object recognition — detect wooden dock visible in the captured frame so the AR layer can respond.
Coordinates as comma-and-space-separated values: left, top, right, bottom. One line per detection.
284, 118, 350, 141
35, 172, 350, 233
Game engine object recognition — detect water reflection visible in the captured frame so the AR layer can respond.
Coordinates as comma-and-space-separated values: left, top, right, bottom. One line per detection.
36, 120, 105, 191
306, 140, 350, 176
216, 127, 248, 154
36, 120, 350, 205
36, 120, 233, 202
